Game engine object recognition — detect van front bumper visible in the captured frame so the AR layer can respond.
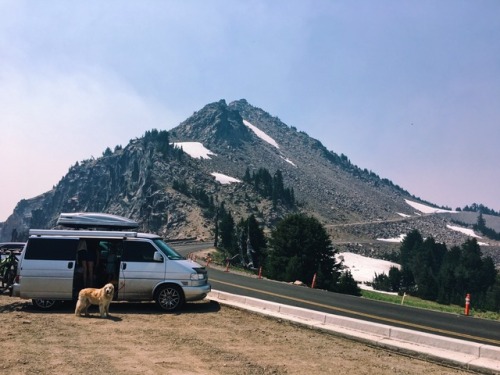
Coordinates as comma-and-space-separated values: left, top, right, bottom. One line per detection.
183, 283, 211, 302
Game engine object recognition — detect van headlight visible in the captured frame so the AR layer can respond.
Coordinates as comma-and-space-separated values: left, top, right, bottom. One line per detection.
190, 273, 205, 280
190, 267, 207, 283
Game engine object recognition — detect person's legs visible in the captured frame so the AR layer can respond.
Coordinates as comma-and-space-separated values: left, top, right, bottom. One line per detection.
87, 261, 94, 287
82, 262, 88, 287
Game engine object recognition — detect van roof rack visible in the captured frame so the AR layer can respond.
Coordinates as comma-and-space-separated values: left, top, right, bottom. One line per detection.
29, 229, 138, 238
56, 212, 139, 230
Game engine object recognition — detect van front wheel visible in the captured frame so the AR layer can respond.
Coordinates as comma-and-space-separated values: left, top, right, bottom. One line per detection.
32, 299, 57, 310
155, 285, 184, 311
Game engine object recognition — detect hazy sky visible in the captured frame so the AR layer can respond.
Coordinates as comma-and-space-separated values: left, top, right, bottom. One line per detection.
1, 1, 499, 221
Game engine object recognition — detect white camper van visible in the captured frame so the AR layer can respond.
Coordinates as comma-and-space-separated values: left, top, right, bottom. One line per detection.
12, 213, 210, 311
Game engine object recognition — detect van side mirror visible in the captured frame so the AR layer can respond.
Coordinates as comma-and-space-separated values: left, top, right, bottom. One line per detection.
153, 251, 164, 262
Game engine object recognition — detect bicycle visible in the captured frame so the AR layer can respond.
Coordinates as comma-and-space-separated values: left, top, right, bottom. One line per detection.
0, 251, 19, 294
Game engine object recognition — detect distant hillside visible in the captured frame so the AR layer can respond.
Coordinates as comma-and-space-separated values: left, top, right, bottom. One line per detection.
2, 99, 499, 264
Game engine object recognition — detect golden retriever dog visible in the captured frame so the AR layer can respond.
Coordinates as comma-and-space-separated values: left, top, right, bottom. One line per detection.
75, 283, 114, 318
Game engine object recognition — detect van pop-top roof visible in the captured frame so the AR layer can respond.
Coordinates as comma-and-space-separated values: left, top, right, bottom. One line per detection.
56, 212, 139, 230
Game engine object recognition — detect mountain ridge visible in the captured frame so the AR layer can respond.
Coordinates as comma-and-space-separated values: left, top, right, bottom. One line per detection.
2, 99, 499, 264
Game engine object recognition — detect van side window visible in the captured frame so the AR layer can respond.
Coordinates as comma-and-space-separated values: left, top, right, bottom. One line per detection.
24, 238, 78, 261
122, 241, 158, 262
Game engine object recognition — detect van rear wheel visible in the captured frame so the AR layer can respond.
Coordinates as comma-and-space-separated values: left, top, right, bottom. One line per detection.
32, 298, 57, 310
155, 285, 183, 311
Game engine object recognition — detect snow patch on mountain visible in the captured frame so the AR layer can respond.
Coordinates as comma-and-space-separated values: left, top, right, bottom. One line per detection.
446, 225, 488, 245
338, 252, 400, 284
376, 223, 488, 245
446, 224, 481, 238
405, 199, 454, 214
243, 120, 280, 149
397, 212, 411, 218
211, 172, 242, 185
173, 142, 216, 159
377, 234, 406, 243
281, 155, 297, 167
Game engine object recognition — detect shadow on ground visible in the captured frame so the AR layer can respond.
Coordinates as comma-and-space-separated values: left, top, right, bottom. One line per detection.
0, 296, 220, 316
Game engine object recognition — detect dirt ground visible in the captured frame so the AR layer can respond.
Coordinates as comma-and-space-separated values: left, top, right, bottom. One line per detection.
0, 293, 481, 375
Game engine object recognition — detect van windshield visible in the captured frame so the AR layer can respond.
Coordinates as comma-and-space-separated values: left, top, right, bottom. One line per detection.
153, 239, 185, 260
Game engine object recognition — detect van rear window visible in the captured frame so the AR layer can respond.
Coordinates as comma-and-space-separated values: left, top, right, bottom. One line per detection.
25, 238, 78, 260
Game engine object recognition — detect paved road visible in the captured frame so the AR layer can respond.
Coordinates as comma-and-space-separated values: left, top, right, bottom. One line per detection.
173, 243, 500, 347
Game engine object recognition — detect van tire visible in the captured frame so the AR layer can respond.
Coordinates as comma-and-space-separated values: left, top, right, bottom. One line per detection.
32, 299, 57, 310
155, 285, 184, 311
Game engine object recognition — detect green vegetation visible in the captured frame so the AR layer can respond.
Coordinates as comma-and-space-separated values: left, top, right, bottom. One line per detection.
452, 213, 500, 241
214, 212, 360, 296
361, 289, 500, 320
266, 213, 342, 291
143, 128, 183, 160
474, 212, 500, 240
174, 166, 296, 222
243, 167, 295, 207
460, 203, 500, 217
372, 228, 500, 313
213, 206, 267, 270
372, 266, 401, 292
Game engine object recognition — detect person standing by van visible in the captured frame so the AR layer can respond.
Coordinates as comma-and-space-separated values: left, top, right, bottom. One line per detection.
77, 239, 99, 287
106, 246, 117, 283
77, 239, 89, 287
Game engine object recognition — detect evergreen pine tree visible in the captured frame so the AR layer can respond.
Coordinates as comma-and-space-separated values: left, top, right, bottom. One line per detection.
336, 270, 361, 296
267, 213, 342, 292
399, 229, 423, 292
437, 245, 461, 304
219, 207, 236, 254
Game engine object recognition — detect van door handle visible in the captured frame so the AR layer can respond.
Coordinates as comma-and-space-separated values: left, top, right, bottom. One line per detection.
68, 262, 74, 269
122, 263, 127, 270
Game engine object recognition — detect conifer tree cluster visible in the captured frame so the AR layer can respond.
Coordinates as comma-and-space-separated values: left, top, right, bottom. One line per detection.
214, 204, 266, 269
213, 211, 360, 296
461, 203, 500, 217
473, 213, 500, 240
143, 129, 183, 160
266, 213, 338, 290
373, 229, 500, 311
243, 168, 295, 206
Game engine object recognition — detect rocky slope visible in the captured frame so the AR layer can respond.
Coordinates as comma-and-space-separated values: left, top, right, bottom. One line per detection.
1, 99, 499, 263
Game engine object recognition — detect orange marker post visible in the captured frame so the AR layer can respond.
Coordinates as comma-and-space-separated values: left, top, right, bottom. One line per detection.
465, 293, 471, 316
311, 273, 317, 289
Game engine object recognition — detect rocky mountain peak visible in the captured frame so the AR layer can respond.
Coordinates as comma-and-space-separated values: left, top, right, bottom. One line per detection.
172, 99, 252, 147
